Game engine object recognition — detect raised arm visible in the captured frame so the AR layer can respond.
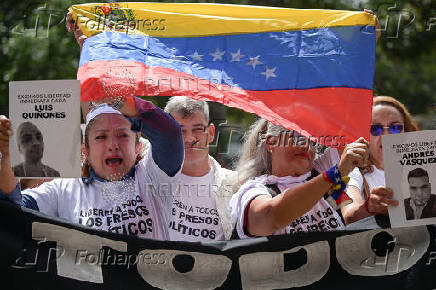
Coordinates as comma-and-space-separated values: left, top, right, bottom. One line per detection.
130, 97, 184, 177
82, 95, 183, 177
0, 116, 49, 210
246, 138, 368, 236
66, 12, 87, 50
0, 116, 19, 195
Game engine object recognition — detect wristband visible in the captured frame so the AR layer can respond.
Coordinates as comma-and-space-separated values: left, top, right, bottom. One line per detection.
322, 165, 342, 185
323, 165, 352, 208
322, 165, 349, 194
364, 195, 375, 215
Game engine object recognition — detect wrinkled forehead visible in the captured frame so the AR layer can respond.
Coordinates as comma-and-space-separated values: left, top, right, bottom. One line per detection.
88, 113, 131, 132
172, 111, 208, 126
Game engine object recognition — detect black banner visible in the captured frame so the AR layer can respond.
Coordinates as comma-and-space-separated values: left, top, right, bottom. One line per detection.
0, 200, 435, 289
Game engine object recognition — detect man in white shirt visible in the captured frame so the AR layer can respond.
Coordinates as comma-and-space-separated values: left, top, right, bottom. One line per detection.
164, 96, 237, 241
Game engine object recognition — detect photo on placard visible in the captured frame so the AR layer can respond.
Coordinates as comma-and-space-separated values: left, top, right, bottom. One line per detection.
383, 130, 436, 227
9, 80, 82, 178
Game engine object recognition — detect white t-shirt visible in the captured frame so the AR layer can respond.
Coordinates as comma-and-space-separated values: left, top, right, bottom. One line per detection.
347, 165, 385, 194
345, 165, 385, 229
22, 149, 177, 240
167, 156, 234, 242
229, 148, 344, 239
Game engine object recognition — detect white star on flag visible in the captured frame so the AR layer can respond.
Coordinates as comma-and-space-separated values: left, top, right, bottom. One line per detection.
246, 55, 262, 69
230, 49, 244, 62
169, 47, 178, 58
189, 51, 203, 62
224, 76, 236, 86
261, 66, 277, 80
210, 48, 225, 61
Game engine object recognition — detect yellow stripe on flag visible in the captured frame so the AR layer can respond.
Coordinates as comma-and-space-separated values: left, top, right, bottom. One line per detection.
69, 2, 376, 38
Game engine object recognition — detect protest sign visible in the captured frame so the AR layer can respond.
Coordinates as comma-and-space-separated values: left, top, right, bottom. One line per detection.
9, 80, 81, 178
383, 130, 436, 227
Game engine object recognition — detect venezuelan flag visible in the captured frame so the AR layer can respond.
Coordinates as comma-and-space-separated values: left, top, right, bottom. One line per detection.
72, 3, 377, 145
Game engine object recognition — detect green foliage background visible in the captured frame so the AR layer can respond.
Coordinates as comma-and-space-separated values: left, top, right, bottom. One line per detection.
1, 0, 435, 126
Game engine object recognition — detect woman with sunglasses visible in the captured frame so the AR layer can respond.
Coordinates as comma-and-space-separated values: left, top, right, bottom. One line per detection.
341, 96, 419, 228
229, 119, 369, 238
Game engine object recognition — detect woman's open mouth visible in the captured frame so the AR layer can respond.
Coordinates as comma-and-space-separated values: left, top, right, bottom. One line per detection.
105, 158, 123, 167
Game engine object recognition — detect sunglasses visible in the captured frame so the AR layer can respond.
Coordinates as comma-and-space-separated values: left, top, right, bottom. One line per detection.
370, 124, 404, 136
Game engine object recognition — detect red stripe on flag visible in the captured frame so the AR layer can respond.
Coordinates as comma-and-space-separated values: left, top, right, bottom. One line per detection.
78, 60, 372, 145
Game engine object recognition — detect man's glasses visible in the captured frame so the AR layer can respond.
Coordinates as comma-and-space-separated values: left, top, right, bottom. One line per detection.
370, 124, 404, 136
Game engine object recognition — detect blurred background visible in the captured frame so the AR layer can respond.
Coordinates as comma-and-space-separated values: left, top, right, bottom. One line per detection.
0, 0, 435, 168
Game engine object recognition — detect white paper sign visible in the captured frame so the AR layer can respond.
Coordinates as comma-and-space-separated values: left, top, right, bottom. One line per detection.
9, 80, 81, 178
383, 130, 436, 227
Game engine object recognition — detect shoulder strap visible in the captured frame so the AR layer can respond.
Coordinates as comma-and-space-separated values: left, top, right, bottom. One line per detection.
265, 169, 319, 198
265, 184, 281, 197
230, 226, 240, 240
309, 169, 320, 180
359, 168, 371, 200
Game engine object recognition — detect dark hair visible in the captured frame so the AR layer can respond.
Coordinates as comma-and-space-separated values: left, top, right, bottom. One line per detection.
16, 121, 42, 144
81, 117, 142, 177
407, 167, 429, 182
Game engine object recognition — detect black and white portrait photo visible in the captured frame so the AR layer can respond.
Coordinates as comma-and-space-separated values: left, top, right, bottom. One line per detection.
383, 130, 436, 227
404, 167, 436, 220
12, 121, 60, 178
9, 80, 82, 178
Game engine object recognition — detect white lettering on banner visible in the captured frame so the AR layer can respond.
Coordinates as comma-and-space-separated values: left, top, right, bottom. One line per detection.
32, 222, 127, 283
30, 222, 430, 286
136, 250, 232, 289
336, 226, 429, 276
239, 241, 330, 289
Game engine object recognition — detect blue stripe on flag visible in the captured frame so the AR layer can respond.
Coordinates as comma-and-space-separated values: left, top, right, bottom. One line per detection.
79, 26, 375, 91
